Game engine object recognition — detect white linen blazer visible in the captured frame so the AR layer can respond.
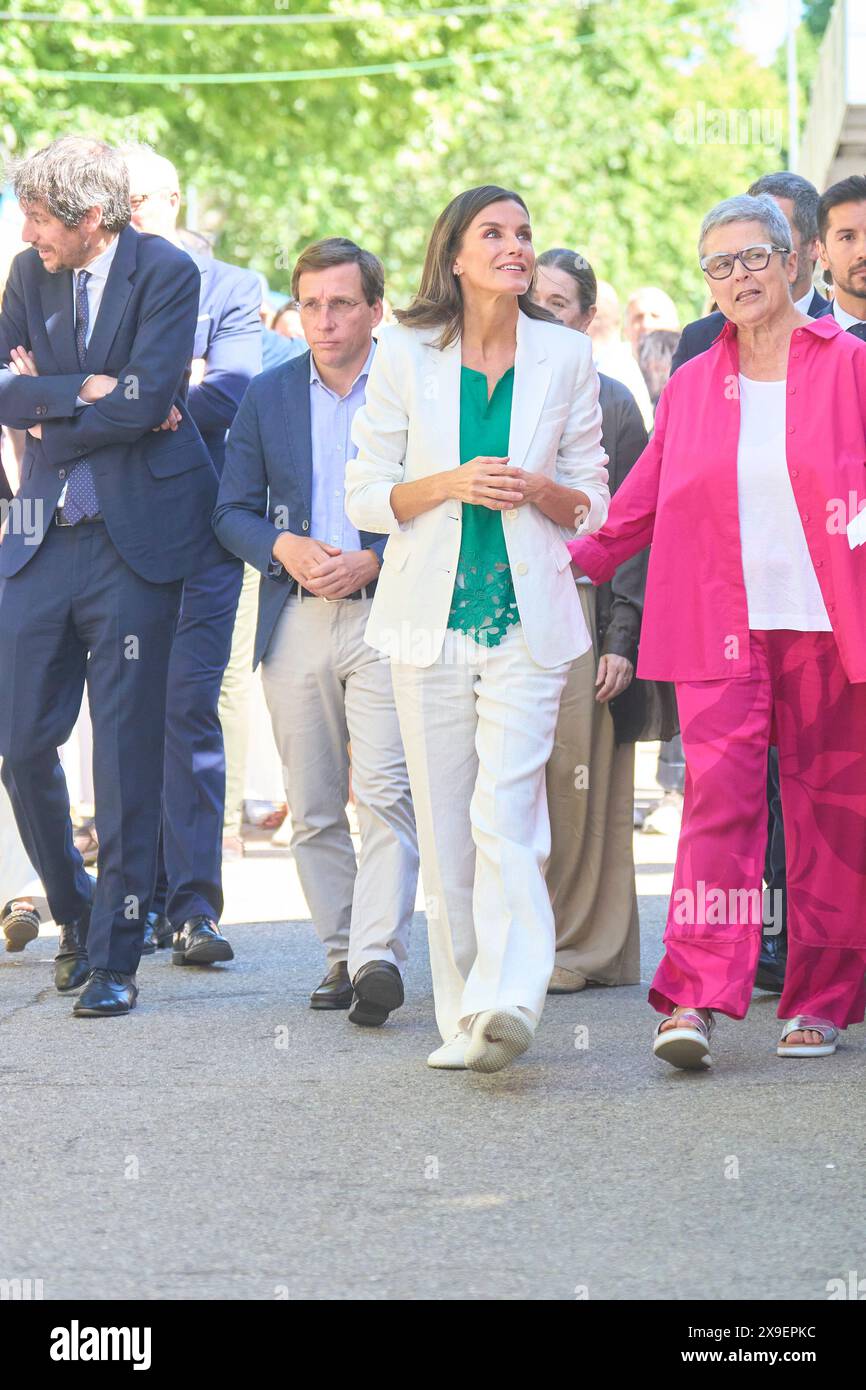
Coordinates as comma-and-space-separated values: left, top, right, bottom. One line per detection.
345, 309, 609, 668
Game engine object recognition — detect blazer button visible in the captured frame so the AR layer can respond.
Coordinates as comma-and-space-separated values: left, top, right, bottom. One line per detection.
516, 562, 528, 575
302, 520, 309, 531
36, 404, 47, 416
505, 509, 518, 520
58, 469, 66, 480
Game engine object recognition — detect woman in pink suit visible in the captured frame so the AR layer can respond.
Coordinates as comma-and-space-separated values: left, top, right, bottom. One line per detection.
570, 194, 866, 1069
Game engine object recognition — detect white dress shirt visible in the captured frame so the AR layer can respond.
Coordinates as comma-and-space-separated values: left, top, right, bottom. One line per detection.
793, 286, 816, 315
59, 236, 120, 503
832, 298, 866, 331
74, 236, 120, 349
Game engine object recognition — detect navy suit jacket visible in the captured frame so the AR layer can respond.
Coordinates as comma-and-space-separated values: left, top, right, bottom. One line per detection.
670, 287, 829, 374
0, 224, 223, 582
213, 348, 388, 668
187, 254, 262, 476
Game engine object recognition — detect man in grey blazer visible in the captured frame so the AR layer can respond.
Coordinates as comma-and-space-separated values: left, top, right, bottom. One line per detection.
214, 237, 418, 1027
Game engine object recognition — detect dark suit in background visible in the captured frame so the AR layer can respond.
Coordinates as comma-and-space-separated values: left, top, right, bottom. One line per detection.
150, 253, 261, 940
0, 225, 220, 975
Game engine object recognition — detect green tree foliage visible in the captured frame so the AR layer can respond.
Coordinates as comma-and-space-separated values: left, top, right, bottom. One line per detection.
0, 0, 787, 317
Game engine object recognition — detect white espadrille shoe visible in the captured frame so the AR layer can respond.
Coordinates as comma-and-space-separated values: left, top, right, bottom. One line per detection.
427, 1033, 470, 1069
465, 1007, 535, 1073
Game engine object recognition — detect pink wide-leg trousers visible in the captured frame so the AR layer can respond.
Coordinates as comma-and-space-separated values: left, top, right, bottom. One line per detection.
650, 630, 866, 1029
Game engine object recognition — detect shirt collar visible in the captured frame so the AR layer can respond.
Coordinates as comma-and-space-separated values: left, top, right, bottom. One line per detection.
793, 285, 815, 315
832, 298, 866, 332
310, 339, 376, 397
77, 235, 120, 283
718, 314, 842, 345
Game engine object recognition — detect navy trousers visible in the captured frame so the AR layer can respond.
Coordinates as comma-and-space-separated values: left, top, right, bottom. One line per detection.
0, 521, 181, 972
151, 553, 243, 927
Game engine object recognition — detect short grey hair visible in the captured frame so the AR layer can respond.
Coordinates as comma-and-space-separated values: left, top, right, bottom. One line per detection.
9, 136, 130, 235
698, 194, 792, 258
117, 142, 180, 195
748, 171, 819, 243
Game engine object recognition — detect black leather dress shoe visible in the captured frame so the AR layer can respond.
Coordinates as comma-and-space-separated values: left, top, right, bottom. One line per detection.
171, 915, 234, 966
73, 969, 138, 1017
754, 930, 787, 994
54, 922, 91, 993
348, 960, 404, 1028
309, 961, 353, 1010
141, 910, 173, 955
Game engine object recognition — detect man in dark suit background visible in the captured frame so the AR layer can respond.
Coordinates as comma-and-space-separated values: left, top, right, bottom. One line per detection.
214, 237, 418, 1027
669, 170, 829, 995
121, 144, 261, 967
671, 171, 828, 371
0, 136, 221, 1015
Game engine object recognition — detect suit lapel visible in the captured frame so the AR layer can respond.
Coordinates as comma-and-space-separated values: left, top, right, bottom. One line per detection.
40, 269, 79, 374
424, 333, 461, 472
82, 225, 137, 370
280, 352, 313, 515
508, 311, 552, 471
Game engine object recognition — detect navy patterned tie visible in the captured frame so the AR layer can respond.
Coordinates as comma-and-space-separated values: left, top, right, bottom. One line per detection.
848, 321, 866, 343
62, 269, 99, 523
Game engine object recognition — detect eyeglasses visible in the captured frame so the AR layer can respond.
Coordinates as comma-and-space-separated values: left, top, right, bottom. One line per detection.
129, 187, 173, 211
699, 243, 790, 280
296, 297, 364, 320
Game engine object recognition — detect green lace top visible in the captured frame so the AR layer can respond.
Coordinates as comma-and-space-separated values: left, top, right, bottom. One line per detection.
447, 364, 520, 647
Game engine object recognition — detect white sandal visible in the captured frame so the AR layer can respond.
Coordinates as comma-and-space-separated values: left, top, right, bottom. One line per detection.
653, 1007, 714, 1070
777, 1015, 839, 1058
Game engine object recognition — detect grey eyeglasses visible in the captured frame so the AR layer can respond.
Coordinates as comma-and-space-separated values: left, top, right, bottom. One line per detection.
699, 243, 790, 280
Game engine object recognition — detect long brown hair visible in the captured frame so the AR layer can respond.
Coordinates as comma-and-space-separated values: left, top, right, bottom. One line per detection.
395, 184, 557, 349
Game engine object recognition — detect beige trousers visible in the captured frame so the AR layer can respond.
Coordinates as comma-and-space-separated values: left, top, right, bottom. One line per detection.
261, 593, 418, 977
545, 586, 640, 986
218, 562, 260, 837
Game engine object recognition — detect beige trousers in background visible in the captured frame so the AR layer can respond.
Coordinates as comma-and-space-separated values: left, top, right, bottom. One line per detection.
218, 562, 260, 837
545, 585, 640, 986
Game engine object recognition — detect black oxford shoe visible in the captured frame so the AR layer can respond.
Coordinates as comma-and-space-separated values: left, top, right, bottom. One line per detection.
73, 969, 138, 1017
754, 929, 787, 994
141, 910, 173, 955
171, 915, 234, 966
54, 922, 91, 993
348, 960, 404, 1028
309, 961, 353, 1010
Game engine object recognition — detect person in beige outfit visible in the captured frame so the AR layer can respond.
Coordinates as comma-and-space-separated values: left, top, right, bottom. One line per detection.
533, 249, 677, 993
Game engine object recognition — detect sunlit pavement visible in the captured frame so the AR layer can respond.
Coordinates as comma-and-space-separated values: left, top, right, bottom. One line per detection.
1, 746, 863, 1301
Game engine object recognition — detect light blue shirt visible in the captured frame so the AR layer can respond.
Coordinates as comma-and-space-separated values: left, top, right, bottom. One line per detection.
309, 341, 375, 551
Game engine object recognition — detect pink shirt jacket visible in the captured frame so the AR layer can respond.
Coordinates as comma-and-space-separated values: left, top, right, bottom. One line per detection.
569, 317, 866, 683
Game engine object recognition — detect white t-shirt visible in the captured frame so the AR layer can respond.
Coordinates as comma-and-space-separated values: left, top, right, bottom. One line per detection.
737, 375, 831, 631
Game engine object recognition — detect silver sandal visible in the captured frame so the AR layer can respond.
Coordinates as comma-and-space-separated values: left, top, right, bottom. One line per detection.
777, 1015, 839, 1058
653, 1007, 714, 1070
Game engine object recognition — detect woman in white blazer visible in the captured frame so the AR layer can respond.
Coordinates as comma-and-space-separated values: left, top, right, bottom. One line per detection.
346, 185, 609, 1072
